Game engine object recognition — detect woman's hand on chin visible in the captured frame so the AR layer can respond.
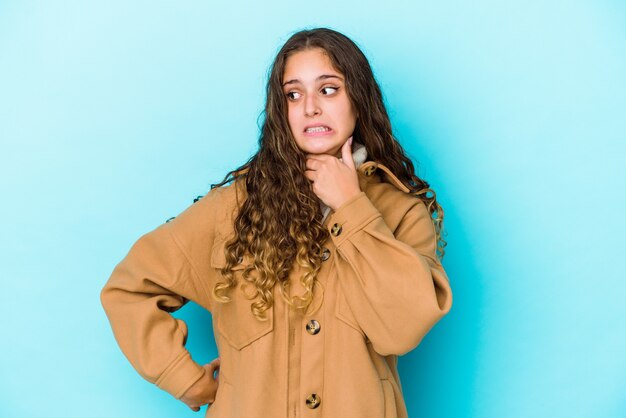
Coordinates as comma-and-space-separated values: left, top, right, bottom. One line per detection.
304, 136, 361, 211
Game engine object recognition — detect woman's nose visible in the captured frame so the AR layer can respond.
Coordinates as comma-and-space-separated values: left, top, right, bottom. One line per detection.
304, 94, 321, 117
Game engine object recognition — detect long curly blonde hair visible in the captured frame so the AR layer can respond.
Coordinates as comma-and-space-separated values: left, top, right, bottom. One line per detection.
210, 28, 446, 321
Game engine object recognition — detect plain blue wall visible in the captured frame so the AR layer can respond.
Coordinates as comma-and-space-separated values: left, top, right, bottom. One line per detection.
1, 1, 624, 417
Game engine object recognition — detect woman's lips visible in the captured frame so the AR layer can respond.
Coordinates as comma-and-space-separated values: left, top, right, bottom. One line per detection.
303, 127, 333, 137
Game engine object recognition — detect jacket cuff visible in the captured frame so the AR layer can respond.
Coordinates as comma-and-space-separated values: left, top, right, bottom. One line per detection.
155, 350, 206, 399
326, 191, 381, 247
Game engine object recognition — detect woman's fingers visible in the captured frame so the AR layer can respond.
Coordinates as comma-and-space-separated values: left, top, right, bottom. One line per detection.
203, 359, 220, 381
340, 136, 354, 169
205, 359, 220, 372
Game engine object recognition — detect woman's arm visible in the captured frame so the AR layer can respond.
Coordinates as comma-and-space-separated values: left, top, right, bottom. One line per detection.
100, 189, 223, 400
326, 190, 453, 356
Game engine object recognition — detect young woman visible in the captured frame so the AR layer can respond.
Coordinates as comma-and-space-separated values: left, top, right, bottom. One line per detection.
101, 27, 453, 418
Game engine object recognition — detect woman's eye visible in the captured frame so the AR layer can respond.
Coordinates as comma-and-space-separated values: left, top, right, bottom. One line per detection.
285, 87, 338, 101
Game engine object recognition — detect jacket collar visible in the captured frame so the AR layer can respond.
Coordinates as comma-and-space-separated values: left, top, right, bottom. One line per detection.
357, 160, 410, 193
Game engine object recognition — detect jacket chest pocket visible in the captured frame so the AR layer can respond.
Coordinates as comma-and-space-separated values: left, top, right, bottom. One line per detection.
334, 279, 367, 340
210, 238, 274, 350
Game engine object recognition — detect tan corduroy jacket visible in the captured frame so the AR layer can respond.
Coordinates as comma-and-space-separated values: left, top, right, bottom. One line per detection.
100, 160, 453, 418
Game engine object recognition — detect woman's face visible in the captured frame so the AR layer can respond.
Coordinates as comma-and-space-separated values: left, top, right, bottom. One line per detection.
282, 47, 357, 158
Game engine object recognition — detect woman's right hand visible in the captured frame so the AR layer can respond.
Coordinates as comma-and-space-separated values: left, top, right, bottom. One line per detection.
180, 357, 221, 412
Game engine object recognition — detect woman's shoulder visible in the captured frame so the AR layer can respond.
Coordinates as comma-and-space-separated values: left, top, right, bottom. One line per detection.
160, 178, 244, 237
360, 162, 425, 207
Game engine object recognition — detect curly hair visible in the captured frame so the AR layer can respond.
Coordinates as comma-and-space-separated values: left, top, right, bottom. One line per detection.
209, 27, 446, 321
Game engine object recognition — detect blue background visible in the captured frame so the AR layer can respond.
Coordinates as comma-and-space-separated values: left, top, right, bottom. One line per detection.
1, 1, 624, 417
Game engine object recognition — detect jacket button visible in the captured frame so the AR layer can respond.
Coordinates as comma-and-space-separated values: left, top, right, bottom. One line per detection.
364, 165, 376, 176
330, 223, 342, 236
305, 393, 321, 409
305, 319, 320, 335
321, 248, 330, 261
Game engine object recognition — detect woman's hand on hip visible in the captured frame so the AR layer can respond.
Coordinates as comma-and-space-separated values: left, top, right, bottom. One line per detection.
180, 357, 220, 412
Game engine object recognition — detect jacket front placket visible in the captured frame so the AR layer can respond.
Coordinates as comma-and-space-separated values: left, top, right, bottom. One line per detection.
286, 258, 327, 417
286, 277, 303, 418
285, 168, 374, 417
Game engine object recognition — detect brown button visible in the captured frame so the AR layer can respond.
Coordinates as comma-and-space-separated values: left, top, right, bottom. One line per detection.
364, 165, 376, 176
305, 393, 321, 409
330, 223, 342, 236
321, 248, 330, 261
305, 319, 321, 335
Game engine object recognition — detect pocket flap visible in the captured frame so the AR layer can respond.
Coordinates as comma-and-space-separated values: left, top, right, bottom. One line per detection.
210, 237, 273, 350
217, 302, 274, 350
335, 285, 366, 339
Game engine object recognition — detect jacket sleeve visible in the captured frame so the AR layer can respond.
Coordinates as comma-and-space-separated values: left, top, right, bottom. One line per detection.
100, 190, 222, 400
326, 191, 453, 356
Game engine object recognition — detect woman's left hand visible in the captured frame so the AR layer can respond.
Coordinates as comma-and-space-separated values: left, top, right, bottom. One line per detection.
305, 136, 361, 211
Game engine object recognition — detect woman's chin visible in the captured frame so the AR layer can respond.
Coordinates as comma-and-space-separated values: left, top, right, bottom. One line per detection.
300, 140, 340, 156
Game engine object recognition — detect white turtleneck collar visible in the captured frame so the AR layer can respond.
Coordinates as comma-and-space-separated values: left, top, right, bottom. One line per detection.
319, 141, 368, 222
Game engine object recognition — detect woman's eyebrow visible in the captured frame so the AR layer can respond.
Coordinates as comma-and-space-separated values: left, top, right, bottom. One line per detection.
282, 74, 344, 87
